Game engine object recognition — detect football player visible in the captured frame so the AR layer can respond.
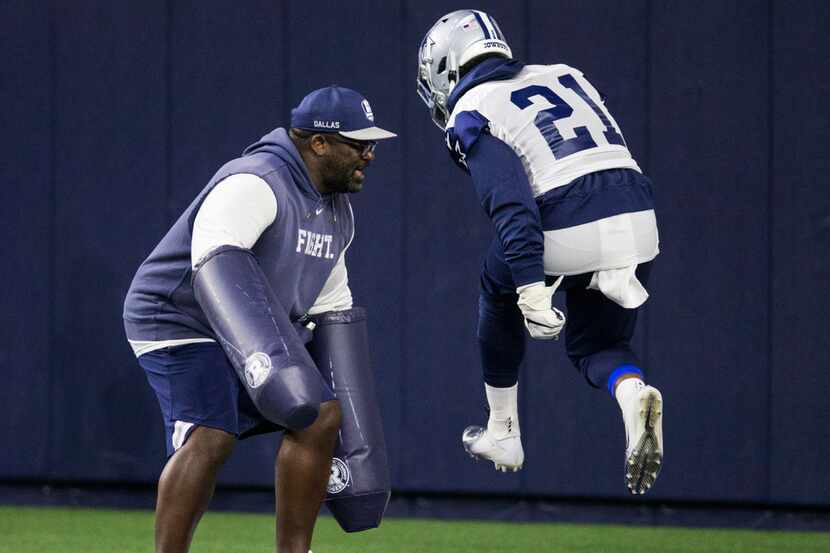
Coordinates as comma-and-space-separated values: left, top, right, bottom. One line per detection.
417, 9, 664, 494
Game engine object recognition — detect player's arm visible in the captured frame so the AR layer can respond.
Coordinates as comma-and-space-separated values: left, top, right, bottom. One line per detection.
191, 174, 325, 430
465, 132, 564, 340
465, 132, 544, 287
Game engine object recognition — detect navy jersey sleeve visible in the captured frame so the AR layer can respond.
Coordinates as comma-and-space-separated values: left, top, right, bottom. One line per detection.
445, 110, 490, 173
465, 132, 545, 288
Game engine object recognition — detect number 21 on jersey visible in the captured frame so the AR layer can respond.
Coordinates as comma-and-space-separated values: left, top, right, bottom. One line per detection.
510, 74, 626, 160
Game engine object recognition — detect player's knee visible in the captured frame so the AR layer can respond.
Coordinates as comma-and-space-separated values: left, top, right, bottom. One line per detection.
315, 400, 342, 439
567, 351, 588, 373
185, 426, 236, 466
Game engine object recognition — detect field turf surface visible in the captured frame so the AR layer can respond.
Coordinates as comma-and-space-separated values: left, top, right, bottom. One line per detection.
2, 506, 829, 552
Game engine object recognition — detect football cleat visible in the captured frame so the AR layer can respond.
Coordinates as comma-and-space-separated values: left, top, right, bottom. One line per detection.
462, 425, 524, 472
623, 386, 663, 494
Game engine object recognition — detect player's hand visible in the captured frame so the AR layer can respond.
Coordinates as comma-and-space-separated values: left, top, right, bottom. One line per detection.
516, 281, 565, 340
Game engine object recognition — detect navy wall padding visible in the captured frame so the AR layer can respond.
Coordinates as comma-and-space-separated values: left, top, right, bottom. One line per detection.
2, 0, 829, 508
768, 0, 830, 504
48, 0, 170, 481
647, 0, 774, 503
0, 0, 52, 479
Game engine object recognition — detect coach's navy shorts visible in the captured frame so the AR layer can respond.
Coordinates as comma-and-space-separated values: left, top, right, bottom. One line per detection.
139, 342, 335, 456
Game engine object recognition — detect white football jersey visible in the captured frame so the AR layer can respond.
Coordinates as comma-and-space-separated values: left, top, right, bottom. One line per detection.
447, 64, 641, 197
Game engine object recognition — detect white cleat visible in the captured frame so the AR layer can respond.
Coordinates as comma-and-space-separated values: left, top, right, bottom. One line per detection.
462, 425, 524, 472
623, 386, 663, 495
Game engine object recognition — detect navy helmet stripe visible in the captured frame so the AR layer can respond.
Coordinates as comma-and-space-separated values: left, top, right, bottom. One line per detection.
473, 11, 492, 39
487, 14, 503, 40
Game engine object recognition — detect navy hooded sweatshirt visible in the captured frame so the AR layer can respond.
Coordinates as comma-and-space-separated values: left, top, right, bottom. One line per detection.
123, 128, 354, 345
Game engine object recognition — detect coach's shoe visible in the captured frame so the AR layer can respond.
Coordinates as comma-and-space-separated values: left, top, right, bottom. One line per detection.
622, 385, 663, 494
462, 424, 524, 472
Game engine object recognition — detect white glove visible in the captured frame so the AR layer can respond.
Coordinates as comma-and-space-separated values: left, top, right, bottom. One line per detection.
516, 279, 566, 340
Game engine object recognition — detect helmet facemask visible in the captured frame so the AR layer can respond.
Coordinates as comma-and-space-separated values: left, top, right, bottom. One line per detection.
417, 37, 457, 129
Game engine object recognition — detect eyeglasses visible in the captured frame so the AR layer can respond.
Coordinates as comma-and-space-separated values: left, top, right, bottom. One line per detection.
328, 134, 376, 158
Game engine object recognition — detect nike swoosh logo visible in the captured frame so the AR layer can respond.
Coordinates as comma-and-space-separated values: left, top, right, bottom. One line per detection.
315, 207, 324, 215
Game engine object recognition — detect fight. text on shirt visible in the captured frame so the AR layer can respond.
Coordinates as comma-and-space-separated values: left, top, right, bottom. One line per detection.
296, 229, 335, 259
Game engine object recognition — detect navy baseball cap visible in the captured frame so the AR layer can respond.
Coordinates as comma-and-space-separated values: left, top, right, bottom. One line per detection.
290, 85, 397, 141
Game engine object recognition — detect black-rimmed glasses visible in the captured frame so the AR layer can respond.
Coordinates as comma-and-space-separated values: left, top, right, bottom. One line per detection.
328, 134, 376, 158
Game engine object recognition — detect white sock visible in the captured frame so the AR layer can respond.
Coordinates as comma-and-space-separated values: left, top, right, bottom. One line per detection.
485, 383, 519, 439
615, 377, 645, 412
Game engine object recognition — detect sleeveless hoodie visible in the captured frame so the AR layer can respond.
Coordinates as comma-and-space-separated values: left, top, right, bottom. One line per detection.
123, 128, 354, 343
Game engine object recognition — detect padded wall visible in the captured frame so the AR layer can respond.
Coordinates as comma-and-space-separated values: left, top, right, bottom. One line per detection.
2, 0, 828, 507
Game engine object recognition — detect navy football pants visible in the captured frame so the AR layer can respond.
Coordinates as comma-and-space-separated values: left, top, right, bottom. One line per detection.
478, 236, 652, 391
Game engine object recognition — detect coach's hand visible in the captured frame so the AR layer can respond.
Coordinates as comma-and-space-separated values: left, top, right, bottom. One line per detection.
516, 281, 565, 340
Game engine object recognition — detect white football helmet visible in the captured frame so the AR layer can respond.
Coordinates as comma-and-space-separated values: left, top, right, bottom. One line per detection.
417, 10, 512, 129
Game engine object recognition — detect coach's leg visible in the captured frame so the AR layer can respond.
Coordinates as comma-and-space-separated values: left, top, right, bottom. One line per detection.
155, 426, 236, 553
275, 399, 342, 553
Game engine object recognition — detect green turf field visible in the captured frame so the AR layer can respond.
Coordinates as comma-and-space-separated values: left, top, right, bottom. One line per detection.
1, 506, 828, 553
